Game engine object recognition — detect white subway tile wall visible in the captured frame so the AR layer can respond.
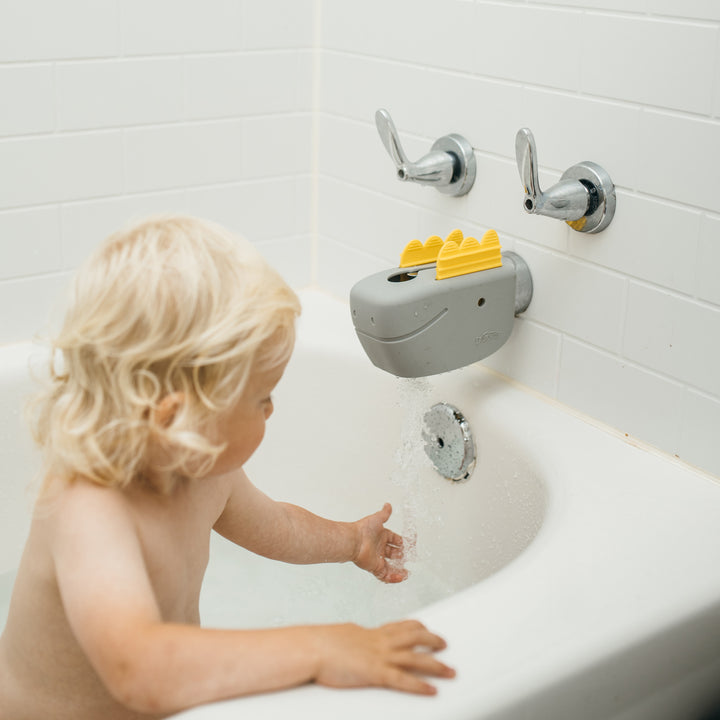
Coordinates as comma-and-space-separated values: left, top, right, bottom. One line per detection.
315, 0, 720, 477
0, 0, 315, 348
1, 0, 719, 478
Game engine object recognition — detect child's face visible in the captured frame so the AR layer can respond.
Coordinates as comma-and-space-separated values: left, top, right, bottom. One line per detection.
208, 357, 288, 476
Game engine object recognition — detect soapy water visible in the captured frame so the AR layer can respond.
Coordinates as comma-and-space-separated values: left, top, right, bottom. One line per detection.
201, 539, 454, 630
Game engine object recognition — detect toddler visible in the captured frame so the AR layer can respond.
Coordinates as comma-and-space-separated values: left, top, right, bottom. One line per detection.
0, 216, 454, 719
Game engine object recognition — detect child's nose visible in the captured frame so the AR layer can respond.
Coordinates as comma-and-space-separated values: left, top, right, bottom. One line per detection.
264, 401, 274, 419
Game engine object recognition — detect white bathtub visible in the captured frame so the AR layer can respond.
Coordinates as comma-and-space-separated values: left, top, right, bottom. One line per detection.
2, 290, 720, 719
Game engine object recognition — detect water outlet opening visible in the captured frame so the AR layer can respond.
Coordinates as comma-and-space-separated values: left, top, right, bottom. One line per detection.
388, 271, 419, 283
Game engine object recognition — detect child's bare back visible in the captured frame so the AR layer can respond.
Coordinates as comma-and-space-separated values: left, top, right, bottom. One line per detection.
0, 471, 229, 719
0, 216, 454, 719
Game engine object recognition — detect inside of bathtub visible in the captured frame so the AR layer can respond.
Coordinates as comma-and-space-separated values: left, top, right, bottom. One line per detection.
199, 367, 547, 630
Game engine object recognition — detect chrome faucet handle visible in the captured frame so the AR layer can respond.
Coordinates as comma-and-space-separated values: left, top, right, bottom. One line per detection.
375, 109, 410, 170
515, 127, 616, 233
375, 108, 476, 197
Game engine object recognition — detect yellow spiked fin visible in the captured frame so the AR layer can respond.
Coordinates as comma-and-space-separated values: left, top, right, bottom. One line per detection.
445, 228, 464, 245
399, 235, 444, 268
435, 229, 503, 280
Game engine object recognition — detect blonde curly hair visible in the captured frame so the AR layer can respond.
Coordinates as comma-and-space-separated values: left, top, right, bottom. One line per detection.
31, 215, 300, 494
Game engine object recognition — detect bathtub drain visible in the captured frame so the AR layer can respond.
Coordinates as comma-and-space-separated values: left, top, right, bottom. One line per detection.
422, 403, 476, 482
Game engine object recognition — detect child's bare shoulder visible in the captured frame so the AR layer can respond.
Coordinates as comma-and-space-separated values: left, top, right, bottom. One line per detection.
52, 475, 124, 507
37, 480, 146, 582
42, 478, 133, 534
48, 471, 233, 519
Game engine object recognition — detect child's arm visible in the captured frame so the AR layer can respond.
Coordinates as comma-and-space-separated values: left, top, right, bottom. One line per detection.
214, 469, 407, 582
51, 482, 453, 714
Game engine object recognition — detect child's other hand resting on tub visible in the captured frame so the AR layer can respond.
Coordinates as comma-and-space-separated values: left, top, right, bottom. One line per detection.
0, 216, 454, 720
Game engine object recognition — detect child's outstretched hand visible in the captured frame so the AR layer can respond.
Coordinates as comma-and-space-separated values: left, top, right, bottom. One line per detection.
352, 503, 407, 583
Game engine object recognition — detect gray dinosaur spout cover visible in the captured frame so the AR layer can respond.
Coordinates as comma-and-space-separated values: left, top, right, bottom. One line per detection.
349, 229, 532, 378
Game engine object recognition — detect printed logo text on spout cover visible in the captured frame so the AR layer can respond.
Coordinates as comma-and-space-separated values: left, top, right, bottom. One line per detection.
475, 331, 500, 345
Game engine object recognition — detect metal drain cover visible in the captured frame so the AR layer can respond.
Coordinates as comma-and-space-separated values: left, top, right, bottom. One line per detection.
422, 403, 476, 481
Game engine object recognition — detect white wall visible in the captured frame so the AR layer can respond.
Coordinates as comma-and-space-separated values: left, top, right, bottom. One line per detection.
1, 0, 719, 478
0, 0, 316, 342
316, 0, 720, 478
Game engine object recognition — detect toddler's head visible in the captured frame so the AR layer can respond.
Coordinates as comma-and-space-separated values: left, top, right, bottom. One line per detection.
33, 215, 300, 493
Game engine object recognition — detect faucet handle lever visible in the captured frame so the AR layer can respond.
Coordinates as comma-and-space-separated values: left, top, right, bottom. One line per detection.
514, 127, 616, 234
375, 108, 410, 169
515, 128, 541, 212
374, 108, 476, 197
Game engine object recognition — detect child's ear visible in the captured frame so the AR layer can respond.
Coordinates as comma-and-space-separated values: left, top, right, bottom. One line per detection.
154, 392, 185, 429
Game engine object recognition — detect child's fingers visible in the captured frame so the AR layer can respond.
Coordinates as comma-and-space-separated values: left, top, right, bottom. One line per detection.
373, 558, 407, 583
383, 620, 448, 652
381, 566, 409, 584
391, 651, 456, 679
353, 506, 408, 583
314, 621, 453, 695
381, 667, 438, 696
